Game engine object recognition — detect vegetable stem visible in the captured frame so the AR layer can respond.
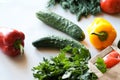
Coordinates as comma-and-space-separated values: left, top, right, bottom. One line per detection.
19, 44, 24, 56
92, 31, 108, 41
14, 40, 24, 56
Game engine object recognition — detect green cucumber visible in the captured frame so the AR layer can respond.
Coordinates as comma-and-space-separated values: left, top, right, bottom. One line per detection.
117, 40, 120, 49
32, 36, 90, 55
36, 11, 85, 41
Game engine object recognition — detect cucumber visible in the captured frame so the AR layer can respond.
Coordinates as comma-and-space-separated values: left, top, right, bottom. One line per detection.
117, 40, 120, 49
36, 11, 85, 41
32, 36, 90, 55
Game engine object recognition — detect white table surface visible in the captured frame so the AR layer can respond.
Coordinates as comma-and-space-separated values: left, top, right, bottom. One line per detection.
0, 0, 120, 80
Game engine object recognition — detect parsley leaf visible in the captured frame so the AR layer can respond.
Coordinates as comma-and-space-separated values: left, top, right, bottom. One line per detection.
95, 57, 107, 73
32, 46, 98, 80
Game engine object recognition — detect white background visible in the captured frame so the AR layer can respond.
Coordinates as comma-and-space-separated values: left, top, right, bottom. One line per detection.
0, 0, 120, 80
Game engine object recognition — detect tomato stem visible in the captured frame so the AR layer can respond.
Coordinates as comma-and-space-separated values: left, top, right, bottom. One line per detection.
91, 31, 108, 41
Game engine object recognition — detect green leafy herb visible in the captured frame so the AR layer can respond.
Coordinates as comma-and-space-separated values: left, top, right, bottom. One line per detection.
32, 46, 98, 80
48, 0, 101, 21
95, 57, 107, 73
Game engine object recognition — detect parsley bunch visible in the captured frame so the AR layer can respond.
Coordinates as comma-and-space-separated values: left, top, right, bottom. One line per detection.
32, 46, 98, 80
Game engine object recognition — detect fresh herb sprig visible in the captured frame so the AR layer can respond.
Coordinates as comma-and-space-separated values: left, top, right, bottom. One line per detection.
95, 57, 107, 73
48, 0, 101, 21
32, 46, 98, 80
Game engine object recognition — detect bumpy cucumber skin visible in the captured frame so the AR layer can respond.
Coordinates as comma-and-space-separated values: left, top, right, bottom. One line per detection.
32, 36, 88, 51
36, 11, 85, 41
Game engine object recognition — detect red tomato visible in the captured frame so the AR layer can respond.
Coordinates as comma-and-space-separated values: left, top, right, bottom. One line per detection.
104, 57, 120, 68
104, 50, 120, 68
106, 50, 119, 58
100, 0, 120, 14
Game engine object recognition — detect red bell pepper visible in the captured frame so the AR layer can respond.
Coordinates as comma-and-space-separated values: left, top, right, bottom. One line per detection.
0, 27, 25, 57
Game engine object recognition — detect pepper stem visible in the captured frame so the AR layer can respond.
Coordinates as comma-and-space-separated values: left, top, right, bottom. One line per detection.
14, 40, 24, 56
19, 44, 24, 56
91, 31, 108, 41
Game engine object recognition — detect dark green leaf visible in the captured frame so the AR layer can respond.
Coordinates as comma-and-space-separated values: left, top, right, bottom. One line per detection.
48, 0, 101, 21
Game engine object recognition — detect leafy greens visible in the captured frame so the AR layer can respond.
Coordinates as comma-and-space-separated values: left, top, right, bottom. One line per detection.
48, 0, 101, 21
95, 57, 107, 73
32, 46, 98, 80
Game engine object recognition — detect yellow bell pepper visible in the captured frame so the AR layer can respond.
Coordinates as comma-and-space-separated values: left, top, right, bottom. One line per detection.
87, 18, 117, 50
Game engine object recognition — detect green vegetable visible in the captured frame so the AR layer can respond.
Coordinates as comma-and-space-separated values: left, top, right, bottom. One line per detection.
117, 40, 120, 49
32, 36, 89, 54
36, 11, 85, 41
32, 46, 98, 80
48, 0, 101, 21
95, 57, 107, 73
